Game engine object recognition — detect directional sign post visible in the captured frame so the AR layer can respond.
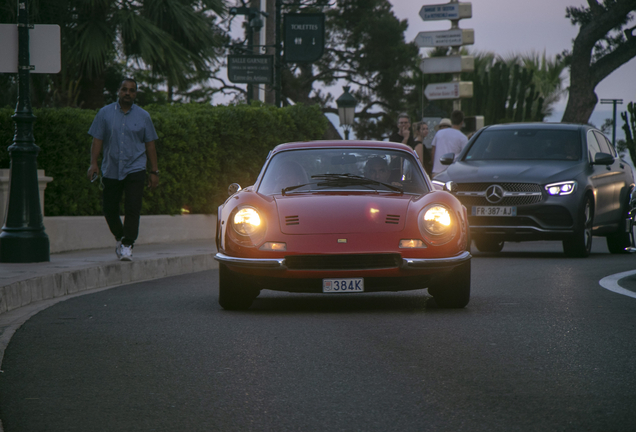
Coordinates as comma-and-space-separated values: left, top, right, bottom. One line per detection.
227, 55, 274, 84
425, 82, 473, 100
415, 1, 474, 111
419, 2, 472, 21
415, 29, 474, 47
420, 55, 474, 74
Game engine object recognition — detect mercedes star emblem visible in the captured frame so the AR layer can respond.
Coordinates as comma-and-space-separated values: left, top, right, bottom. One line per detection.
486, 184, 504, 203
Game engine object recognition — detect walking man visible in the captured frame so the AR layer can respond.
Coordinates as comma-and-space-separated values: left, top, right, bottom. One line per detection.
431, 110, 468, 176
87, 78, 159, 261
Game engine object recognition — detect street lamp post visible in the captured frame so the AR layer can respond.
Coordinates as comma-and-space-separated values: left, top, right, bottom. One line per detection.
600, 98, 623, 148
0, 0, 50, 262
336, 86, 357, 140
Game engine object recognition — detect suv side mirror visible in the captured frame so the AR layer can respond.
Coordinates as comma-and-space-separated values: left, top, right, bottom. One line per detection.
440, 153, 455, 165
593, 152, 614, 165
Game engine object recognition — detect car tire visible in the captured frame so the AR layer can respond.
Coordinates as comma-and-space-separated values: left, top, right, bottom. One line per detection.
563, 196, 593, 258
606, 202, 632, 254
428, 261, 471, 308
218, 263, 260, 310
474, 237, 504, 253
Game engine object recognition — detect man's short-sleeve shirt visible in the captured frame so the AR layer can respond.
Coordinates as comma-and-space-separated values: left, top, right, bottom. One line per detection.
88, 102, 158, 180
431, 128, 468, 174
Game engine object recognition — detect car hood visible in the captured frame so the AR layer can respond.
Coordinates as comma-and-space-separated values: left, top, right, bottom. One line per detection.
435, 160, 584, 184
274, 193, 412, 234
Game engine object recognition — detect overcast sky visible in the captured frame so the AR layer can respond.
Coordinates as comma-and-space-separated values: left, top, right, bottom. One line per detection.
390, 0, 636, 133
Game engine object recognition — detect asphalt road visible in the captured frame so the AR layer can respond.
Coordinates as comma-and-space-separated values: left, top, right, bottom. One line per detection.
1, 240, 636, 432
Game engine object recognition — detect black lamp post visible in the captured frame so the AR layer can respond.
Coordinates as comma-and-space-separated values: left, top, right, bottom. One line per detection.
600, 98, 623, 148
336, 86, 357, 140
0, 0, 50, 262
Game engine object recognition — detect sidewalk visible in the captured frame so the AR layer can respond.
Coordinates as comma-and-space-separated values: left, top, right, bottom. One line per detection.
0, 240, 218, 316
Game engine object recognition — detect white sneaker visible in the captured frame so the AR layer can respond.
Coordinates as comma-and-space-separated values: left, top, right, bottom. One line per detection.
115, 240, 122, 259
120, 244, 133, 261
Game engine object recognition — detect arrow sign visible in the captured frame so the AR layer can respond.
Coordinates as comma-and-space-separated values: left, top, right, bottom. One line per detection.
420, 55, 474, 74
424, 82, 473, 100
419, 3, 472, 21
415, 29, 474, 47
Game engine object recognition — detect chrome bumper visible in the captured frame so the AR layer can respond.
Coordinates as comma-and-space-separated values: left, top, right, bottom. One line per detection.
215, 251, 471, 270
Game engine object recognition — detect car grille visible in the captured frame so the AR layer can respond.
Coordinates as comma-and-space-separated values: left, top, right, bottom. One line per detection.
456, 182, 543, 206
285, 253, 402, 270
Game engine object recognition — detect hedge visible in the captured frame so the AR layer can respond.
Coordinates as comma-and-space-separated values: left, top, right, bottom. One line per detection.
0, 103, 328, 216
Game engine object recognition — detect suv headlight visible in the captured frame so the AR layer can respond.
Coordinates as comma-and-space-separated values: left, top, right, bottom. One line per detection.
545, 181, 576, 196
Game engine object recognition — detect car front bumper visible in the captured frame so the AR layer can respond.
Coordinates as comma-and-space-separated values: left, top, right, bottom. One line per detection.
214, 251, 471, 271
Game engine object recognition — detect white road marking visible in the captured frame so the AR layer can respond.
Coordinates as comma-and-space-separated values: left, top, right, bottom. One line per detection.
599, 270, 636, 299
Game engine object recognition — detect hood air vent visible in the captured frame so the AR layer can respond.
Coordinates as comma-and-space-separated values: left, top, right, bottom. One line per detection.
285, 215, 300, 225
385, 214, 400, 225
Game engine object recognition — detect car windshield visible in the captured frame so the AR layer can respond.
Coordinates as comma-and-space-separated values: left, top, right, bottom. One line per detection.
464, 129, 582, 161
258, 148, 429, 196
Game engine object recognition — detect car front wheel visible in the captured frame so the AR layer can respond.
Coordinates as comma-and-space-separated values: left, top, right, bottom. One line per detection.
218, 263, 260, 310
428, 261, 471, 308
563, 196, 593, 257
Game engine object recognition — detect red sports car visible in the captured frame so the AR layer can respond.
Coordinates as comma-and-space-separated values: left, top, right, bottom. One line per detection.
215, 140, 471, 309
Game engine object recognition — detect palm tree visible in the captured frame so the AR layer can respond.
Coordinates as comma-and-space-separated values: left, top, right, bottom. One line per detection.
1, 0, 226, 109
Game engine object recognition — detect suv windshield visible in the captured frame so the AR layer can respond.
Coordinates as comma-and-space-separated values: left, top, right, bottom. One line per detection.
258, 148, 429, 196
465, 129, 582, 161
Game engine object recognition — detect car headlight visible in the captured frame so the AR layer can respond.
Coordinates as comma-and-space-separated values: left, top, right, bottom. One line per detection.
545, 181, 577, 196
419, 204, 457, 245
232, 207, 262, 235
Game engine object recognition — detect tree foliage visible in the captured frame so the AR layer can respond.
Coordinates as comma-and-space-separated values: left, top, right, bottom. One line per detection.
0, 0, 227, 109
280, 0, 419, 140
560, 0, 636, 124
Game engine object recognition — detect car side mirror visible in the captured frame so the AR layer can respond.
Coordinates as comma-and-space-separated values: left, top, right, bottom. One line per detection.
440, 153, 455, 165
593, 152, 614, 165
228, 183, 242, 196
444, 181, 458, 194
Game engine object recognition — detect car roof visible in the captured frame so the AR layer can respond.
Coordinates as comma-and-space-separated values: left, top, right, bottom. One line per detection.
481, 122, 590, 132
271, 140, 414, 155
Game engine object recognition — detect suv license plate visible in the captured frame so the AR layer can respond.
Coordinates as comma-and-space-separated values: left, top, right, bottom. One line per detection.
323, 278, 364, 293
472, 206, 517, 216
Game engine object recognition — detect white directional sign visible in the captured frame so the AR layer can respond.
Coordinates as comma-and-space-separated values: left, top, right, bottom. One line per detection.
415, 29, 474, 47
424, 82, 473, 100
419, 3, 472, 21
420, 55, 474, 74
0, 24, 61, 73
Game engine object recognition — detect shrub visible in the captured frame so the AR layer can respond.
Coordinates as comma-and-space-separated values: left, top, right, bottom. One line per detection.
0, 103, 327, 216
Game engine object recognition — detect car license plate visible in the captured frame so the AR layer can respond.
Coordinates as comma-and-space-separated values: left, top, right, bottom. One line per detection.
472, 206, 517, 216
323, 278, 364, 293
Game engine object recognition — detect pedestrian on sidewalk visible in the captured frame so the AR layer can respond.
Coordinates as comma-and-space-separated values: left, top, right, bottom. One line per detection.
431, 111, 468, 176
87, 78, 159, 261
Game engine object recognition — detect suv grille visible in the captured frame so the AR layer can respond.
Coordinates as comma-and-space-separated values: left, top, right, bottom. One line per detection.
285, 253, 401, 270
456, 183, 543, 206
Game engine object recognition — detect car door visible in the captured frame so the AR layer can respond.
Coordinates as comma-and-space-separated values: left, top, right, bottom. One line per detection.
587, 130, 615, 225
594, 130, 631, 223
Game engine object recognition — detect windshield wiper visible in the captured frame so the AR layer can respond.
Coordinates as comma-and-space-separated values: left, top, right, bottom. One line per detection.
281, 174, 403, 195
311, 174, 403, 193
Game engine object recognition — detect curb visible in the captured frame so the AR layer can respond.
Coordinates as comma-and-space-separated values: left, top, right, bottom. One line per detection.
0, 253, 218, 315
